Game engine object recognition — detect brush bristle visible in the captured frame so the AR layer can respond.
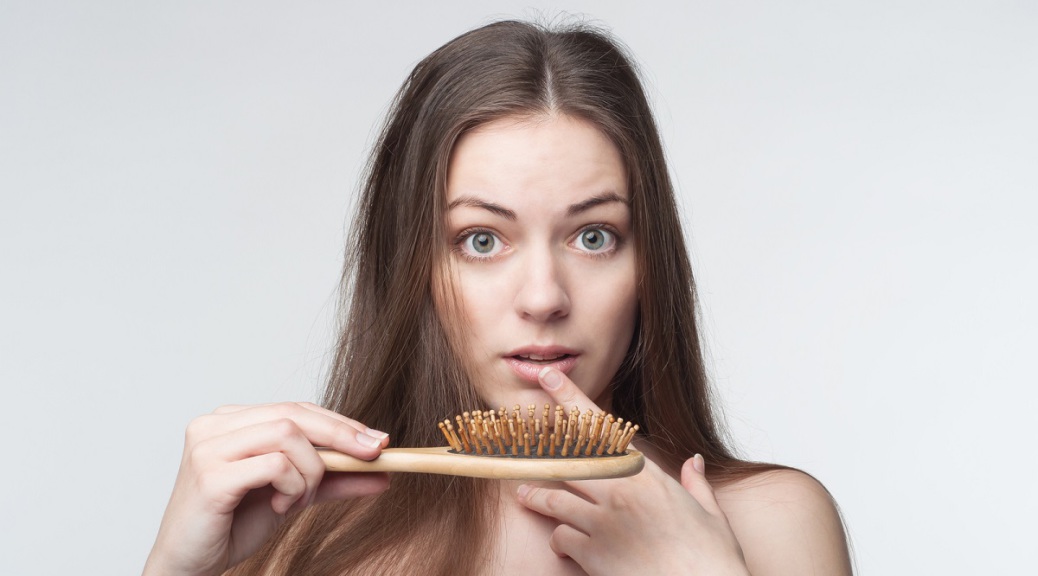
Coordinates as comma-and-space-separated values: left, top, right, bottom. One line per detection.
437, 404, 638, 458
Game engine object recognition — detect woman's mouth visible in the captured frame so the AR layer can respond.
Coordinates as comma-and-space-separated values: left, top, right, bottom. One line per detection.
504, 349, 579, 382
513, 352, 571, 364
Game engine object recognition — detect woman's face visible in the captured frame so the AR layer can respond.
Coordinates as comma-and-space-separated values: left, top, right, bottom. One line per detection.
439, 114, 638, 411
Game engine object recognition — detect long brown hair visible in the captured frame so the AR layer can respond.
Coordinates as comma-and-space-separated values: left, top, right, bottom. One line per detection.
232, 19, 769, 575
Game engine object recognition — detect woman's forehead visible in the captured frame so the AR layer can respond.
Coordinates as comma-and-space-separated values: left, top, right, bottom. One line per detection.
445, 114, 628, 206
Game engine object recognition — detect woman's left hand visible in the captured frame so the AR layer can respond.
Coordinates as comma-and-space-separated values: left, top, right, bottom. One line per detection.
515, 367, 751, 576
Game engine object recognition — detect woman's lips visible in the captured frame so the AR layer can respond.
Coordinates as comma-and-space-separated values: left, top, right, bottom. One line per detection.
503, 352, 579, 383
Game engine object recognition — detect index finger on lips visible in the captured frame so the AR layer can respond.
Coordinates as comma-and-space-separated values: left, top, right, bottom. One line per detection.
536, 367, 603, 415
191, 403, 388, 459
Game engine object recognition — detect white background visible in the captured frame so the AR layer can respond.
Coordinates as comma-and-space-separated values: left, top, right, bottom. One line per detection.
2, 1, 1035, 574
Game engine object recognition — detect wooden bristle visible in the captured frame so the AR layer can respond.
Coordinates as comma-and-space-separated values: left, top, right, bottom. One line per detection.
500, 413, 512, 445
441, 404, 638, 458
492, 420, 505, 454
607, 421, 630, 454
470, 427, 483, 454
594, 416, 615, 456
438, 422, 455, 451
553, 406, 563, 445
454, 416, 471, 453
618, 424, 639, 453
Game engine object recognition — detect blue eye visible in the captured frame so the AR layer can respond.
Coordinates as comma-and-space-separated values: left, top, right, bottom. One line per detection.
457, 229, 504, 259
576, 227, 615, 252
470, 232, 495, 254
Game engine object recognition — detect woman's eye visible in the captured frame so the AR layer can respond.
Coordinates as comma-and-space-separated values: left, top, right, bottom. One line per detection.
458, 230, 504, 258
575, 227, 615, 253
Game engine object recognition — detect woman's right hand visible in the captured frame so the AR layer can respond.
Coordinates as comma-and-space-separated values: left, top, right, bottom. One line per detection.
143, 402, 391, 576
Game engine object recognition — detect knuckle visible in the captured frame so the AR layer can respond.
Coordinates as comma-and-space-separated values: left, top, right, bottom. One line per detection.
184, 414, 212, 445
550, 525, 565, 542
338, 423, 363, 442
265, 452, 294, 476
608, 490, 634, 512
543, 490, 563, 513
271, 402, 298, 418
268, 417, 300, 439
550, 526, 572, 552
298, 459, 325, 482
186, 438, 215, 469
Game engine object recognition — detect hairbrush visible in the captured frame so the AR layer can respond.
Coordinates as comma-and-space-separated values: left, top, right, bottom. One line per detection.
318, 404, 643, 480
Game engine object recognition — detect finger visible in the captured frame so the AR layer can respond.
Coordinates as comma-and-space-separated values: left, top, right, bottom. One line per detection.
517, 483, 597, 535
197, 452, 307, 515
537, 367, 603, 415
189, 403, 388, 459
549, 524, 592, 564
295, 401, 391, 442
210, 402, 384, 439
313, 472, 391, 504
680, 454, 723, 516
198, 419, 330, 506
559, 454, 662, 503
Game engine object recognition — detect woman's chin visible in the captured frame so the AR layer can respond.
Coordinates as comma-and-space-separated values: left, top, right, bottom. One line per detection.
485, 394, 542, 411
476, 386, 552, 412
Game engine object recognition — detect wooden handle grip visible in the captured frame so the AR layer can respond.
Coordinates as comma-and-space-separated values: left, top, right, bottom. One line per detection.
318, 446, 644, 480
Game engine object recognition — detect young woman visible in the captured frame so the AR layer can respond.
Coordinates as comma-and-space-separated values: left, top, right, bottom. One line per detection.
145, 20, 852, 575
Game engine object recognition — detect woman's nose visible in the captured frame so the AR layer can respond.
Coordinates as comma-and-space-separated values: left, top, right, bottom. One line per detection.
513, 250, 570, 322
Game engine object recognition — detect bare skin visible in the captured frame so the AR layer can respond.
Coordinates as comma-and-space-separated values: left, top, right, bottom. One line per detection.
497, 366, 852, 576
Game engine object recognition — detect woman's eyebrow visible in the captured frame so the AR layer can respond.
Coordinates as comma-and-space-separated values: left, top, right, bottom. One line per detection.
566, 192, 629, 216
447, 197, 517, 220
447, 191, 628, 219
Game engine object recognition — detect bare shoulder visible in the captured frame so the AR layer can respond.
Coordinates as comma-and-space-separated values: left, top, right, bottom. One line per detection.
714, 468, 853, 576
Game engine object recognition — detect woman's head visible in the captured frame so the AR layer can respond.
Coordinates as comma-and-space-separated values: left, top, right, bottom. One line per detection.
330, 19, 720, 470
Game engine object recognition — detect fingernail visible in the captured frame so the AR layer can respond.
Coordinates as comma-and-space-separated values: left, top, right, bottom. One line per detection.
693, 453, 705, 474
365, 427, 389, 440
517, 484, 531, 500
357, 432, 382, 448
539, 367, 561, 390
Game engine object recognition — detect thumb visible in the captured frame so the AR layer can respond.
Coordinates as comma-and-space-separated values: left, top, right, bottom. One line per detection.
681, 454, 724, 516
537, 367, 602, 414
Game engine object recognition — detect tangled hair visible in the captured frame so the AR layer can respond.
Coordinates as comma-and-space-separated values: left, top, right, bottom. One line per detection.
231, 19, 772, 575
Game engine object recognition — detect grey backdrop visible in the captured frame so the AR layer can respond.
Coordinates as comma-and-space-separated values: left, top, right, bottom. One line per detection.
2, 1, 1035, 574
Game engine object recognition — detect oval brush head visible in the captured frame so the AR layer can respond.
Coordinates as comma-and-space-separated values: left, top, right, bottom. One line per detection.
319, 404, 644, 480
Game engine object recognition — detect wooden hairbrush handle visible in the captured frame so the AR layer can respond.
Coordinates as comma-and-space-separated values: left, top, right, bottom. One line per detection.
318, 446, 644, 480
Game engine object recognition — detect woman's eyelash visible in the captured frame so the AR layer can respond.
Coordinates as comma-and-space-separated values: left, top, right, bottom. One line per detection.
574, 224, 623, 257
452, 227, 505, 261
450, 224, 625, 262
453, 227, 498, 250
453, 227, 492, 245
